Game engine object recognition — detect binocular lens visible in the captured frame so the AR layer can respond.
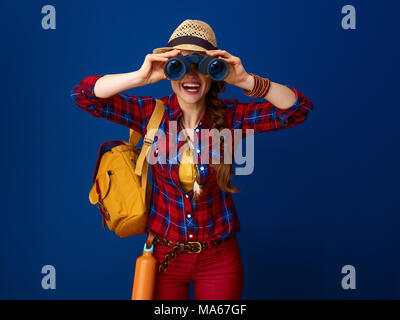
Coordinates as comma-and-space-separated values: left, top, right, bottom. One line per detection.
209, 60, 227, 80
165, 60, 185, 80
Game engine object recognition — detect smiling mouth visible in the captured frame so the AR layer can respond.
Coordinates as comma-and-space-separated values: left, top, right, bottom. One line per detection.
181, 82, 201, 94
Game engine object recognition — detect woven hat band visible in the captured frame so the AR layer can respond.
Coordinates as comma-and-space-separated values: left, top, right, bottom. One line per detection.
166, 36, 218, 51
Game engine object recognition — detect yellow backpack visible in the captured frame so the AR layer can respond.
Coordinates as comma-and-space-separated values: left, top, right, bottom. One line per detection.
88, 99, 165, 238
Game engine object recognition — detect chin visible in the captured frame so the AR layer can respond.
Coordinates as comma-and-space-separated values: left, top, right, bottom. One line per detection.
180, 93, 205, 104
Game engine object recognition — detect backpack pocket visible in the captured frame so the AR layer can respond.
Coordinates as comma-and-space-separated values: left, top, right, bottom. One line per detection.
89, 167, 134, 231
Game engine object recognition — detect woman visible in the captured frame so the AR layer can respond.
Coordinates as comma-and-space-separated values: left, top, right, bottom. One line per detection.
71, 19, 314, 300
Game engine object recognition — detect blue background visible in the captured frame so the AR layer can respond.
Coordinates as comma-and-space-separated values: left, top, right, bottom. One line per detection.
1, 0, 399, 299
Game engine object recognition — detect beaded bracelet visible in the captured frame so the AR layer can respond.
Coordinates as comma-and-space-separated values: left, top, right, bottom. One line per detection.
243, 73, 271, 98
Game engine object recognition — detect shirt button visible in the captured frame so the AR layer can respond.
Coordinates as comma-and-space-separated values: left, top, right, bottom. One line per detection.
200, 166, 204, 171
187, 214, 191, 218
185, 194, 189, 198
195, 128, 199, 133
196, 149, 200, 153
189, 234, 193, 239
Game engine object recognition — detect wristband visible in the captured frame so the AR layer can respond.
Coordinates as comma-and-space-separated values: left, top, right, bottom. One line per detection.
243, 73, 271, 98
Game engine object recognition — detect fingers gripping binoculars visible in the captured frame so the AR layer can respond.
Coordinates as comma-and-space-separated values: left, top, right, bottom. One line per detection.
164, 52, 229, 81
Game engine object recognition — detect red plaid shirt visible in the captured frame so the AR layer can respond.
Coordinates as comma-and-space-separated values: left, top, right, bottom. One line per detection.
71, 75, 314, 242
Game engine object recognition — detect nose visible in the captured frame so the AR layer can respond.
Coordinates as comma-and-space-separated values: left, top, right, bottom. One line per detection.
189, 63, 199, 73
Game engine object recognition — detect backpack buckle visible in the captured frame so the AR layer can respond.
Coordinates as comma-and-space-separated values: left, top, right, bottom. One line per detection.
143, 136, 153, 145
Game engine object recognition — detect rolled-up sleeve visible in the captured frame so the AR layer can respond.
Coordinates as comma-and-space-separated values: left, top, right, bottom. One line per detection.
70, 74, 156, 136
224, 86, 314, 134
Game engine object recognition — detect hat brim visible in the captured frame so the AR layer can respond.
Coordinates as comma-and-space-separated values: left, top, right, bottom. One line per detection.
153, 44, 208, 54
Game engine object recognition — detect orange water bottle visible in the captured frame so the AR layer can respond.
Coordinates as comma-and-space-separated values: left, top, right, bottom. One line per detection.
131, 242, 157, 300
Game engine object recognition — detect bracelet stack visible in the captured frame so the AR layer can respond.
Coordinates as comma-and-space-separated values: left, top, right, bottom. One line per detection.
243, 73, 271, 98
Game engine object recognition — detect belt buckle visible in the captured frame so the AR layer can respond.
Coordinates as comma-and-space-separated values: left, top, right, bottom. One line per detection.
188, 241, 202, 253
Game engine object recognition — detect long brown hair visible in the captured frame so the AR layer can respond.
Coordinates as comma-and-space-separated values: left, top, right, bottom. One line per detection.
202, 80, 240, 194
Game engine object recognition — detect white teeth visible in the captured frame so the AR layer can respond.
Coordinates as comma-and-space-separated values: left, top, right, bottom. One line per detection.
182, 83, 200, 88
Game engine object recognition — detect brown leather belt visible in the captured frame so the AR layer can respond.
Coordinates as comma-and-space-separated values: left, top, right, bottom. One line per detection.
151, 233, 235, 273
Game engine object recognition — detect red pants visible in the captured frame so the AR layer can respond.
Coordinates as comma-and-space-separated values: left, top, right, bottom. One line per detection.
153, 236, 244, 300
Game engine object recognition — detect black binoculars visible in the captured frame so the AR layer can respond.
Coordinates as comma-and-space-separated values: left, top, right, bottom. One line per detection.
164, 52, 229, 81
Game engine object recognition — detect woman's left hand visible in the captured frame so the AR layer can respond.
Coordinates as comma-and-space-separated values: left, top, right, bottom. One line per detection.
205, 49, 251, 89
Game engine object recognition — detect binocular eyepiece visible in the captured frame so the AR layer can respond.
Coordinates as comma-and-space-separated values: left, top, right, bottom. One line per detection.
164, 52, 229, 81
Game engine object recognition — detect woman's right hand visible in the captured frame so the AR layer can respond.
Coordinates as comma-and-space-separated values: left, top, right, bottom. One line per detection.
138, 49, 181, 85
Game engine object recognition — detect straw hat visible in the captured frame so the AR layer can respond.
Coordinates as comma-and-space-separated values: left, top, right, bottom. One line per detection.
153, 19, 218, 54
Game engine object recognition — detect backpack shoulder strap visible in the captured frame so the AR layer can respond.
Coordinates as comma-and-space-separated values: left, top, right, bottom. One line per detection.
129, 99, 165, 146
134, 99, 165, 178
